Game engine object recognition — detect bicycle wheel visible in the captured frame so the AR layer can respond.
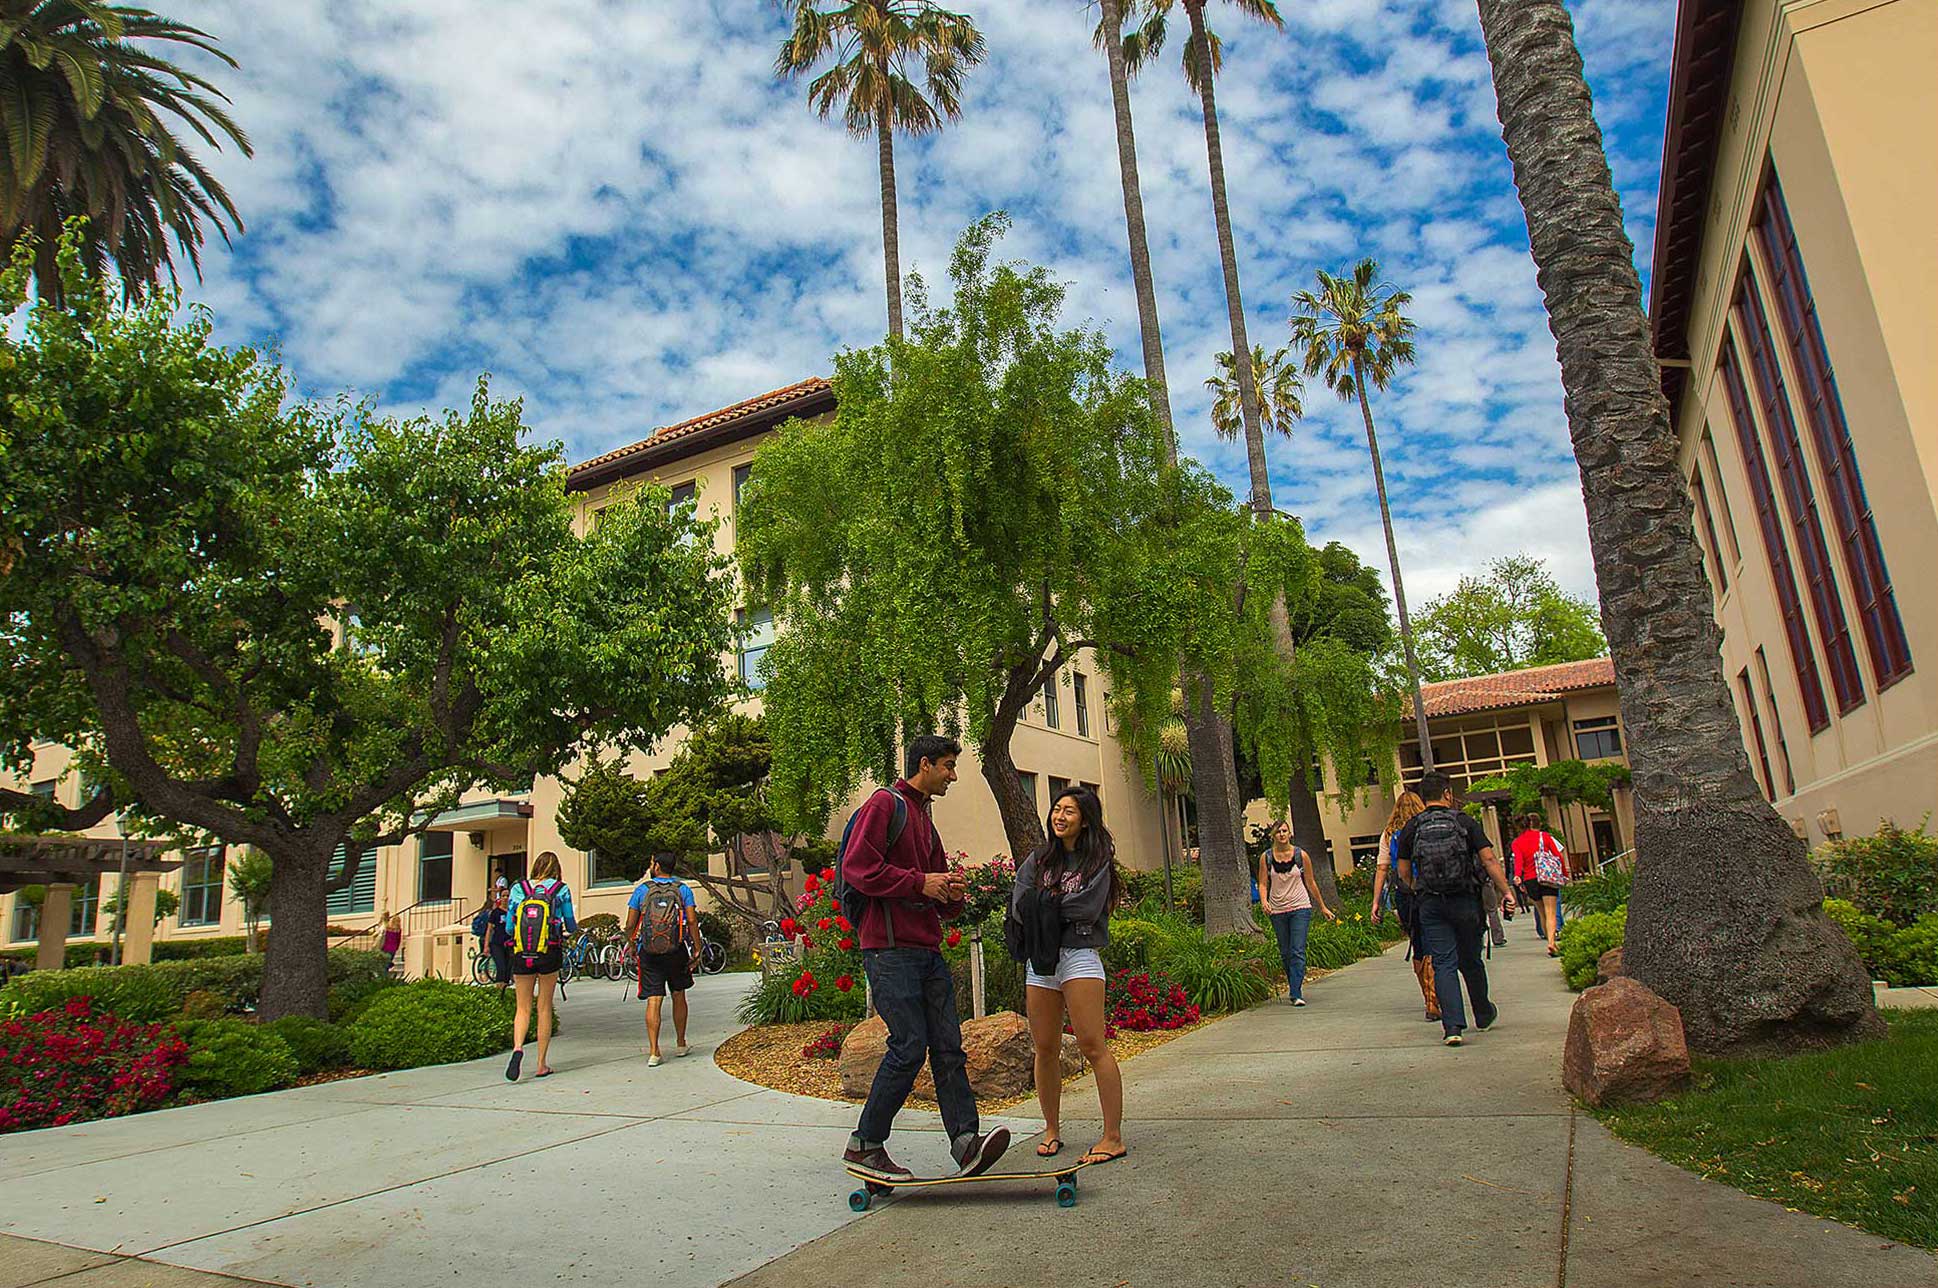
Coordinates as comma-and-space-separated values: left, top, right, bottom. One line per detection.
700, 938, 726, 976
471, 952, 492, 986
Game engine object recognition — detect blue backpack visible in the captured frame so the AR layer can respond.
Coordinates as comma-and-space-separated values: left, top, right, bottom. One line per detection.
831, 788, 908, 944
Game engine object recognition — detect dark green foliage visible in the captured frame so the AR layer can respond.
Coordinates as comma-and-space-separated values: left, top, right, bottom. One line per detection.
179, 990, 228, 1020
735, 967, 866, 1025
1412, 554, 1606, 682
1811, 820, 1938, 927
265, 1016, 352, 1075
1563, 867, 1633, 914
1158, 935, 1274, 1013
1468, 759, 1631, 817
1824, 900, 1938, 988
0, 963, 182, 1022
1122, 867, 1203, 921
173, 1019, 298, 1099
1336, 867, 1373, 901
327, 973, 401, 1024
347, 980, 518, 1071
1557, 906, 1627, 990
153, 937, 255, 961
1598, 1009, 1938, 1249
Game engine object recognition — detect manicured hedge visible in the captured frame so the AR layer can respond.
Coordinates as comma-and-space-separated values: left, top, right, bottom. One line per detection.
174, 1018, 299, 1099
347, 979, 519, 1071
0, 948, 388, 1020
264, 1015, 353, 1075
1824, 899, 1938, 987
1557, 906, 1627, 990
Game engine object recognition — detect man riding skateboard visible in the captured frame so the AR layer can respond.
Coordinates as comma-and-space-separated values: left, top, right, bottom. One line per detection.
839, 734, 1010, 1180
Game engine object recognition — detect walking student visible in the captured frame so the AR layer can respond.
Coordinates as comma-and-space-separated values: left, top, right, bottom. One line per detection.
1370, 790, 1437, 1021
624, 852, 699, 1066
1395, 773, 1517, 1047
1008, 786, 1127, 1167
470, 879, 513, 987
1511, 814, 1571, 957
838, 734, 1010, 1180
1256, 820, 1337, 1006
378, 911, 403, 973
505, 851, 577, 1081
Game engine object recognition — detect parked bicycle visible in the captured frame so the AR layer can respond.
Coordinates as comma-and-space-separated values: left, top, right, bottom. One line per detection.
468, 943, 498, 986
558, 930, 597, 986
696, 935, 727, 976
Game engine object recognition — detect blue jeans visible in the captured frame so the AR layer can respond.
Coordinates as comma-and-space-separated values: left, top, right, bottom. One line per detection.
1417, 892, 1495, 1036
1269, 908, 1313, 1000
855, 948, 978, 1149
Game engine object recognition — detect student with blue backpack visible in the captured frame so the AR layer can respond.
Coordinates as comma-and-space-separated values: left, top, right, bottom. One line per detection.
504, 851, 577, 1081
1395, 774, 1517, 1047
623, 852, 699, 1067
834, 733, 1010, 1182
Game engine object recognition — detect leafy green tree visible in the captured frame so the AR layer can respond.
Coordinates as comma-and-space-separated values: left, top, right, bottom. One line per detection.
1474, 0, 1878, 1052
739, 215, 1252, 879
227, 849, 272, 952
102, 882, 178, 930
1, 1, 251, 302
0, 229, 739, 1018
1413, 553, 1606, 681
1288, 259, 1430, 769
554, 756, 658, 886
774, 0, 984, 342
1206, 344, 1301, 443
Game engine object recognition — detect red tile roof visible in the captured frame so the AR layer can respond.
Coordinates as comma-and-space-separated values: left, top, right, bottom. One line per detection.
569, 377, 831, 482
1412, 657, 1616, 721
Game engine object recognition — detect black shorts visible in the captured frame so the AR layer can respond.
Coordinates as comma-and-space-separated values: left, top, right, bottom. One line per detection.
637, 949, 694, 998
511, 947, 562, 976
1523, 880, 1560, 901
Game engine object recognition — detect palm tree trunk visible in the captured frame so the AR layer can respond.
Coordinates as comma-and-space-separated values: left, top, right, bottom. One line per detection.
1187, 672, 1253, 936
876, 103, 904, 342
1187, 1, 1269, 519
1353, 358, 1433, 772
1100, 0, 1173, 449
1474, 0, 1879, 1054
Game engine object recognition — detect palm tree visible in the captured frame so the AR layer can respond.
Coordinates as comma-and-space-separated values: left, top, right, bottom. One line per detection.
774, 1, 984, 342
1289, 260, 1433, 775
1472, 0, 1878, 1054
1, 0, 251, 302
1206, 344, 1301, 441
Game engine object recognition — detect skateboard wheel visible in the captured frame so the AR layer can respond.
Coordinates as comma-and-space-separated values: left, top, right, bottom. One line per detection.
848, 1189, 871, 1212
1056, 1182, 1077, 1207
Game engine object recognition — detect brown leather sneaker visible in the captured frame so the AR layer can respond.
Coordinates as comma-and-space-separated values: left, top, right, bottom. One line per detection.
955, 1126, 1012, 1177
842, 1145, 912, 1180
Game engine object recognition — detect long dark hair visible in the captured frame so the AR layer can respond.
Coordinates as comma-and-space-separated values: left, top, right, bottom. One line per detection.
1033, 786, 1120, 908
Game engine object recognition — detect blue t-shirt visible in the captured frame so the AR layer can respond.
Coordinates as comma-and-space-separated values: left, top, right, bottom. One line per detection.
628, 877, 696, 948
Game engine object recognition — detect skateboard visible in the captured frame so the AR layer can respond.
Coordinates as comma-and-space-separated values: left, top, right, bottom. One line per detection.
844, 1158, 1092, 1211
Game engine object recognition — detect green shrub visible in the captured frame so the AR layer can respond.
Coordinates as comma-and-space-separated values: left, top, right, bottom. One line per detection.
735, 963, 867, 1025
326, 948, 389, 987
1823, 899, 1938, 987
1102, 918, 1168, 972
1811, 820, 1938, 926
173, 1018, 298, 1099
0, 943, 109, 969
179, 989, 228, 1020
1557, 906, 1627, 990
0, 963, 184, 1022
1122, 866, 1203, 921
1336, 867, 1374, 902
327, 972, 400, 1023
152, 937, 253, 961
1158, 936, 1273, 1013
347, 980, 519, 1071
265, 1015, 353, 1075
1563, 868, 1633, 915
1305, 914, 1385, 970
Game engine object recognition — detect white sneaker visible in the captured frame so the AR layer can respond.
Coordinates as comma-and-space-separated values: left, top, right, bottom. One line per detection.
647, 1053, 663, 1067
1292, 998, 1308, 1007
1444, 1034, 1463, 1047
676, 1044, 691, 1058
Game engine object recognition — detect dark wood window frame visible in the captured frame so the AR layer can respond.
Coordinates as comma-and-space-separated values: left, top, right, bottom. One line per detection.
1690, 466, 1728, 598
1753, 646, 1797, 798
1736, 667, 1776, 801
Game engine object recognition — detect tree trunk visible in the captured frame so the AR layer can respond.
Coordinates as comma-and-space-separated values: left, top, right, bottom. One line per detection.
1101, 0, 1173, 446
877, 104, 904, 342
258, 843, 332, 1020
1188, 674, 1252, 935
1474, 0, 1880, 1054
1354, 361, 1433, 772
1286, 767, 1340, 908
979, 733, 1047, 862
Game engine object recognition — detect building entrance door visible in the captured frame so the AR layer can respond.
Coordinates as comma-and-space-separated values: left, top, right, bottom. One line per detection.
1590, 819, 1617, 868
489, 850, 527, 892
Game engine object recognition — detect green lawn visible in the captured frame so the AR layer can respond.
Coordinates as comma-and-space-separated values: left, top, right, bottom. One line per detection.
1595, 1008, 1938, 1249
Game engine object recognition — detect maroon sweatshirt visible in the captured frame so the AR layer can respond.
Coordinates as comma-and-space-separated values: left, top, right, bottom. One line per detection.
843, 780, 964, 950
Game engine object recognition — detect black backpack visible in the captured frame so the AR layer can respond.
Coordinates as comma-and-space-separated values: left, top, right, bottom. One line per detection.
1412, 810, 1480, 896
832, 788, 908, 942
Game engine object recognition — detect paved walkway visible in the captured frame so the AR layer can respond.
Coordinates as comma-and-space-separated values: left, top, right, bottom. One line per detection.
3, 937, 1932, 1288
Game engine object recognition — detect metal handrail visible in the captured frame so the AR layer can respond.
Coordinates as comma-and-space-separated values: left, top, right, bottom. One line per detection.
330, 896, 471, 951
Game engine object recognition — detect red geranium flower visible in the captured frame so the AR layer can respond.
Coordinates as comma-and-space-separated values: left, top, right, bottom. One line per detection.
780, 917, 798, 936
817, 917, 833, 931
835, 974, 854, 992
838, 937, 855, 951
946, 929, 962, 947
834, 916, 851, 932
821, 866, 835, 882
803, 874, 820, 893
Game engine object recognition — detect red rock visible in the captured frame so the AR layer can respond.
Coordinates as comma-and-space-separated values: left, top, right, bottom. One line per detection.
1596, 946, 1626, 986
1563, 976, 1691, 1107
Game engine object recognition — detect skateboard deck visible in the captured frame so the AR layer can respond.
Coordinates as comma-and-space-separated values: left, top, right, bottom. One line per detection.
844, 1158, 1092, 1211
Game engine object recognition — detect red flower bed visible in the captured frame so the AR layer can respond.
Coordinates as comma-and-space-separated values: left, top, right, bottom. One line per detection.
801, 1024, 849, 1061
1, 998, 187, 1133
1106, 969, 1200, 1032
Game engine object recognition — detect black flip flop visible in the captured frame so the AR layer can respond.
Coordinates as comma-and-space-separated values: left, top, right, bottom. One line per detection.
1080, 1147, 1127, 1167
505, 1049, 523, 1082
534, 1068, 554, 1079
1036, 1137, 1063, 1158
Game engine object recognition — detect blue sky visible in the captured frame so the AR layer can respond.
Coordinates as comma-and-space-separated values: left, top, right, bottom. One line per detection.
180, 0, 1677, 603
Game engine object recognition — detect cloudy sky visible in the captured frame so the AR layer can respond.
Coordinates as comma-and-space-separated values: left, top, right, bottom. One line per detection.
178, 0, 1676, 604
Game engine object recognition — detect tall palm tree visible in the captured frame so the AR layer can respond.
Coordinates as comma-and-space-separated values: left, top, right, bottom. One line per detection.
1206, 344, 1301, 442
1472, 0, 1878, 1053
1, 0, 251, 302
1289, 260, 1433, 775
775, 1, 984, 342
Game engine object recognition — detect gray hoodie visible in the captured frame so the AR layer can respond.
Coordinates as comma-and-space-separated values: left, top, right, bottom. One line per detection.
1008, 849, 1113, 949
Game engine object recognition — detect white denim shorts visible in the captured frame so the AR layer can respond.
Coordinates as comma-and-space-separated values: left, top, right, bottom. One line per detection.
1025, 946, 1106, 992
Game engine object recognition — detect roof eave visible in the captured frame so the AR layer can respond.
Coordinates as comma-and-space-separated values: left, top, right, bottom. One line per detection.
566, 384, 838, 494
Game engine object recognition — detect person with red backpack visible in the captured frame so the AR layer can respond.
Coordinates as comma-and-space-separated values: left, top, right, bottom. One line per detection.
1511, 813, 1571, 957
834, 733, 1010, 1181
623, 852, 700, 1067
504, 851, 577, 1082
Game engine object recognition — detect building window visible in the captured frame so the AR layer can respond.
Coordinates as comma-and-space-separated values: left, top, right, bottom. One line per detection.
325, 844, 377, 916
1073, 672, 1090, 737
1573, 717, 1622, 761
1349, 835, 1383, 869
732, 463, 753, 513
1048, 775, 1070, 804
68, 876, 99, 937
738, 606, 775, 690
418, 832, 454, 904
589, 849, 637, 888
179, 845, 225, 927
1690, 467, 1727, 598
1399, 718, 1539, 791
1700, 431, 1742, 567
1042, 676, 1060, 730
1751, 173, 1913, 690
1016, 771, 1037, 816
30, 778, 57, 802
1736, 668, 1776, 801
1753, 647, 1796, 798
1718, 334, 1830, 732
10, 899, 36, 943
666, 480, 696, 514
1735, 277, 1864, 715
1080, 780, 1100, 798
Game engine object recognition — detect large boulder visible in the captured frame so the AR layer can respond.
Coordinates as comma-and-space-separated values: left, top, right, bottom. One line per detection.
1596, 947, 1626, 986
1563, 977, 1691, 1107
837, 1010, 1084, 1101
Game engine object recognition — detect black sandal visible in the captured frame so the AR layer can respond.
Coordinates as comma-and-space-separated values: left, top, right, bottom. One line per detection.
1036, 1137, 1063, 1158
1081, 1146, 1128, 1166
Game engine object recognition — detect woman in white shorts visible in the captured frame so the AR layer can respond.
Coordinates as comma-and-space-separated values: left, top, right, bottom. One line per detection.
1007, 785, 1125, 1167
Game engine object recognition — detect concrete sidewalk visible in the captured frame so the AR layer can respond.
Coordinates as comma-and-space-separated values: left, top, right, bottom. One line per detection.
0, 970, 1024, 1288
728, 933, 1936, 1288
